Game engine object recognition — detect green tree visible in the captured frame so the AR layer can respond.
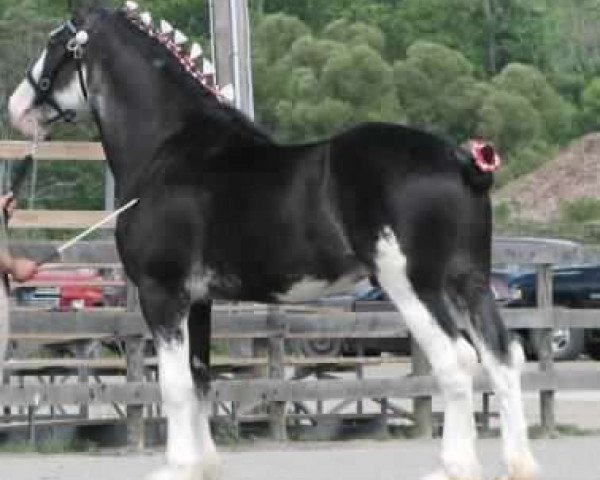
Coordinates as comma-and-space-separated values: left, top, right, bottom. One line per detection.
275, 97, 352, 141
322, 19, 385, 53
492, 63, 574, 141
476, 89, 542, 155
253, 13, 310, 63
580, 78, 600, 131
321, 43, 400, 124
393, 41, 487, 139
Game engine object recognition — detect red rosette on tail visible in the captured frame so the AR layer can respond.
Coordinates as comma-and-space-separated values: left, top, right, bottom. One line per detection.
469, 139, 501, 173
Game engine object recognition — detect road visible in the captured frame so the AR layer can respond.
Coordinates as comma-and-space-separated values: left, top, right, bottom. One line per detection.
2, 437, 599, 480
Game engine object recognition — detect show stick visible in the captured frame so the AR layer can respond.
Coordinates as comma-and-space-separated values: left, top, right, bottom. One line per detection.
38, 198, 139, 265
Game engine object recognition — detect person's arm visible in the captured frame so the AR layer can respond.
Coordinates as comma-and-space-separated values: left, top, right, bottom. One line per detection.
0, 194, 38, 282
0, 250, 38, 282
0, 193, 16, 220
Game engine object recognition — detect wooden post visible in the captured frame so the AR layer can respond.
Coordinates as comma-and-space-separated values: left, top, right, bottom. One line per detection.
267, 305, 287, 441
125, 280, 145, 451
377, 397, 390, 439
27, 405, 37, 446
126, 335, 145, 451
411, 338, 433, 438
3, 369, 10, 419
75, 341, 90, 419
481, 392, 491, 434
536, 264, 556, 435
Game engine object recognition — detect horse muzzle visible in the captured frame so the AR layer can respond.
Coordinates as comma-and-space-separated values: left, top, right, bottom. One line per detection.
8, 81, 47, 139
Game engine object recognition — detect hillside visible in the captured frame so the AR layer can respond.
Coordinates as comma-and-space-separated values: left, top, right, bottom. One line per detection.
493, 133, 600, 222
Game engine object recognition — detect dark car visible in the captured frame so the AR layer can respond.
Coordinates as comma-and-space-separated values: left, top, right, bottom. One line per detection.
490, 270, 515, 304
295, 270, 513, 357
507, 265, 600, 361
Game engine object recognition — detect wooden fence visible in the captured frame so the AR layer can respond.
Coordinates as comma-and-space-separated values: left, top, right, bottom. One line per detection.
1, 229, 596, 447
0, 141, 597, 447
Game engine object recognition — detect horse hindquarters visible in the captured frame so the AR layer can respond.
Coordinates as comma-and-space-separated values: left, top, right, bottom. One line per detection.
373, 206, 482, 480
138, 277, 219, 480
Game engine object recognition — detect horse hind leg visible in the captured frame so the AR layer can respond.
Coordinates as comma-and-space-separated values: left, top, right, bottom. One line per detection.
374, 228, 481, 480
139, 279, 219, 480
459, 280, 538, 480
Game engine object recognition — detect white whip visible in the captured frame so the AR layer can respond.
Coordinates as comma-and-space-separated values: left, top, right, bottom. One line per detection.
39, 198, 139, 264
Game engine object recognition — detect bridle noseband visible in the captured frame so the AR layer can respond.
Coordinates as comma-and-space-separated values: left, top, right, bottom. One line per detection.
26, 20, 89, 125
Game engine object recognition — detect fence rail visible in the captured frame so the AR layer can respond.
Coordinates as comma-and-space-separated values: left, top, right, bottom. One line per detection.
0, 236, 598, 446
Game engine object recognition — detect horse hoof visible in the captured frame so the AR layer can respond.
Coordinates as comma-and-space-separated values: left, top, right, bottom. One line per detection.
421, 469, 482, 480
422, 470, 481, 480
504, 451, 539, 480
146, 465, 200, 480
202, 451, 222, 480
146, 459, 220, 480
421, 470, 449, 480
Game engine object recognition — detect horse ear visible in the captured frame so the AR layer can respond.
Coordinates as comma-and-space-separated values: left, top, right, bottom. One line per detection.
71, 0, 106, 18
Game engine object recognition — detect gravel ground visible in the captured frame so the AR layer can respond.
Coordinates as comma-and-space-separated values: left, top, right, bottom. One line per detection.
2, 436, 600, 480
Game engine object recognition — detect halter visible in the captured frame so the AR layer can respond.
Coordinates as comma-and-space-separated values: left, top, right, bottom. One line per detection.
26, 20, 89, 125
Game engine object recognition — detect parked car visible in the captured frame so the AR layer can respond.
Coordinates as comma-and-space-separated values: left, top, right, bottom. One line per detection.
506, 265, 600, 361
293, 270, 512, 357
490, 269, 516, 304
13, 268, 126, 310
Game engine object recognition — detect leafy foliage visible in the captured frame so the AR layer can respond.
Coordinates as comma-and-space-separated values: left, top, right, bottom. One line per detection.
560, 198, 600, 224
2, 0, 600, 214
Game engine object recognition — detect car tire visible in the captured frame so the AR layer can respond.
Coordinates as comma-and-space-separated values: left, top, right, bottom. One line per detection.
531, 328, 585, 361
293, 338, 343, 357
585, 329, 600, 360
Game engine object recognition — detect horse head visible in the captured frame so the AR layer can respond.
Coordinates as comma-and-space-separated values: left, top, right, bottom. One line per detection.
8, 1, 220, 142
7, 3, 105, 139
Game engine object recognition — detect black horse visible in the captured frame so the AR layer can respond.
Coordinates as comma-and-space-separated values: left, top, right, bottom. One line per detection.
8, 4, 537, 480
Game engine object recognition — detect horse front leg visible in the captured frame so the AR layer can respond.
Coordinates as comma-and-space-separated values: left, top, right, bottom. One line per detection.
138, 278, 219, 480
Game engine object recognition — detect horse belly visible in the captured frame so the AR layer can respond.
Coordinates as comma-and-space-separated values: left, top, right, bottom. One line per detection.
275, 271, 367, 303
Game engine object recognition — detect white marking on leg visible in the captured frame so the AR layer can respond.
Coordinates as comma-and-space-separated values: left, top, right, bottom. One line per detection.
185, 266, 213, 302
375, 228, 481, 480
479, 340, 538, 480
154, 315, 219, 480
276, 273, 365, 303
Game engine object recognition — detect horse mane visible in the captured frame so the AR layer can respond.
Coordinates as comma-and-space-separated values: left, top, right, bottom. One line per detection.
104, 7, 272, 143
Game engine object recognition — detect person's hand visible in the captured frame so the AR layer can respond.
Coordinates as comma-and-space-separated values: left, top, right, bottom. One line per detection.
0, 194, 16, 219
10, 257, 38, 283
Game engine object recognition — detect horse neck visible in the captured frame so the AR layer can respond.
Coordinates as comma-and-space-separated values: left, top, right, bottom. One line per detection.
87, 19, 267, 200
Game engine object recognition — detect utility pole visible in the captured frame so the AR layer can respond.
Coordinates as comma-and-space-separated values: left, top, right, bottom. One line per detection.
211, 0, 255, 118
482, 0, 497, 74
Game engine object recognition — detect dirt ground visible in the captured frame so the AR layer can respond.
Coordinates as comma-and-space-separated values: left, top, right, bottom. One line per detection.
2, 436, 600, 480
